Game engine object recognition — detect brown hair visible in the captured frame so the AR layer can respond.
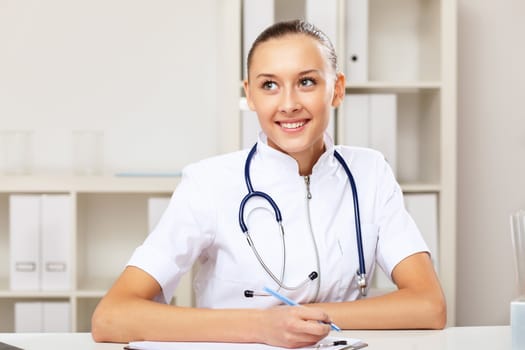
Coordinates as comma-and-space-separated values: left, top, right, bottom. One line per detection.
246, 19, 337, 79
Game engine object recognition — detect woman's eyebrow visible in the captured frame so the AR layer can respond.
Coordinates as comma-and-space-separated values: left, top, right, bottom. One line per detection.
255, 69, 321, 80
298, 69, 321, 75
255, 73, 277, 79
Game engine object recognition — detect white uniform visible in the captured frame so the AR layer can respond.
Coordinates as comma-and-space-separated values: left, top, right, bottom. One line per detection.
127, 133, 428, 308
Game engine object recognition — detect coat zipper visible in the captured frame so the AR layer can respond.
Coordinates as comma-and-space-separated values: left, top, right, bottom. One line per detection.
304, 175, 321, 301
304, 175, 312, 199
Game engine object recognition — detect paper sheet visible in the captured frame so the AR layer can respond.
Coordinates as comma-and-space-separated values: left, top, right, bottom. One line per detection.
126, 335, 366, 349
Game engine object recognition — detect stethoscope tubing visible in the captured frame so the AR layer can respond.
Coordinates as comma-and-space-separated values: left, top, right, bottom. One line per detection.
333, 151, 366, 278
238, 144, 367, 296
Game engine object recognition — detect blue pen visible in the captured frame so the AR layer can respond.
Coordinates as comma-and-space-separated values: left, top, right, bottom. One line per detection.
263, 286, 341, 332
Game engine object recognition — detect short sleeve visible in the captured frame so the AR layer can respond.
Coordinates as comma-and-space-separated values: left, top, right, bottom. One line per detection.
127, 164, 216, 303
374, 156, 429, 279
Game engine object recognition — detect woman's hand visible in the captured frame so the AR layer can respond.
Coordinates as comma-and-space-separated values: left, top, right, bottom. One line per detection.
259, 305, 332, 348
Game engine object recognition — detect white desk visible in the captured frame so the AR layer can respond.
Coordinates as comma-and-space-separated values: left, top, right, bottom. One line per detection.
0, 326, 511, 350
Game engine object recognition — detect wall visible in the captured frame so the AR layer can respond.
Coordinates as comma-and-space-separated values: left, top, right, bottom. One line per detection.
0, 0, 221, 174
457, 0, 525, 325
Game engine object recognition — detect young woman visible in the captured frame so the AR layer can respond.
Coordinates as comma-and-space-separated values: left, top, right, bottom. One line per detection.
91, 19, 446, 348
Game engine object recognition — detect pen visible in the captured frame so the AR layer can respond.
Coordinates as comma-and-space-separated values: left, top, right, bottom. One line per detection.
317, 340, 348, 347
263, 286, 341, 332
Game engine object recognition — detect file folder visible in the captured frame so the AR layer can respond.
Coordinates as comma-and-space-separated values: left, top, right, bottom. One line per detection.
14, 302, 41, 332
305, 0, 338, 48
369, 94, 397, 174
41, 195, 71, 291
42, 301, 70, 332
9, 195, 40, 291
242, 0, 274, 79
404, 193, 439, 271
343, 94, 397, 174
14, 301, 71, 332
343, 94, 370, 147
241, 109, 260, 149
345, 0, 368, 82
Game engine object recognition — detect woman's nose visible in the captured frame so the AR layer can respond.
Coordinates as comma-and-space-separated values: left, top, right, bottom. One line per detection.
279, 89, 302, 114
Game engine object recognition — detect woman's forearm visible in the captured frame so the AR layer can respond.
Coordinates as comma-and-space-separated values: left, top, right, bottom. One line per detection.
314, 287, 446, 330
91, 296, 264, 343
314, 253, 446, 330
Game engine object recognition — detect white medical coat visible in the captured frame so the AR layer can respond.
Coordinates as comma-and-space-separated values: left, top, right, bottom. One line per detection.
127, 134, 428, 308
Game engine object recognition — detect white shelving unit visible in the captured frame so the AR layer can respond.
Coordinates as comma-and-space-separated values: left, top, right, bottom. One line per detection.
0, 176, 189, 332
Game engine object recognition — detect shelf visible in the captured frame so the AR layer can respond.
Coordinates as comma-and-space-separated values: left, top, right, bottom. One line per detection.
0, 279, 72, 299
400, 183, 441, 193
75, 290, 106, 298
345, 81, 441, 92
75, 277, 116, 296
0, 175, 180, 193
0, 290, 72, 299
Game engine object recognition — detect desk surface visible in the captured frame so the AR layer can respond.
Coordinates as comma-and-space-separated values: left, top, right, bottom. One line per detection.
0, 326, 511, 350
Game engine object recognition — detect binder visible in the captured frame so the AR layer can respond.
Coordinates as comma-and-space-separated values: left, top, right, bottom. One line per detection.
242, 0, 274, 79
147, 197, 171, 232
9, 195, 41, 291
14, 302, 42, 332
404, 193, 439, 270
9, 194, 72, 291
241, 108, 260, 149
14, 301, 71, 332
41, 195, 71, 291
305, 0, 338, 47
42, 302, 70, 332
240, 97, 260, 149
343, 94, 397, 174
345, 0, 368, 82
343, 94, 370, 147
369, 94, 397, 174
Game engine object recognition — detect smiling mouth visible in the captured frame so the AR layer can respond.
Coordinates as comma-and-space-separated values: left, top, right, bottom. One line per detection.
279, 121, 306, 129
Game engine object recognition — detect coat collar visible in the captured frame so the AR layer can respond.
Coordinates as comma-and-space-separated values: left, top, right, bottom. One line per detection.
254, 132, 338, 179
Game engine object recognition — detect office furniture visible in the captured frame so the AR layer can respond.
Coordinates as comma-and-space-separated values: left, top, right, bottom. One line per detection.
0, 176, 190, 332
0, 326, 510, 350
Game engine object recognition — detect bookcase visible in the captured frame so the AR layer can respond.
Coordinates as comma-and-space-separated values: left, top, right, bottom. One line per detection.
0, 176, 198, 332
0, 0, 456, 331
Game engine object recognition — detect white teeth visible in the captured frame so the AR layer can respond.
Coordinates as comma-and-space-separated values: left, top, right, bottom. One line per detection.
281, 121, 306, 129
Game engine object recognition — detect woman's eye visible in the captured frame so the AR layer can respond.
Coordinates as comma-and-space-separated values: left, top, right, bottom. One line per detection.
300, 78, 316, 87
262, 81, 277, 90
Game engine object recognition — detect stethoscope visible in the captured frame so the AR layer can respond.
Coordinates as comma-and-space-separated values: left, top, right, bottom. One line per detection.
239, 144, 368, 298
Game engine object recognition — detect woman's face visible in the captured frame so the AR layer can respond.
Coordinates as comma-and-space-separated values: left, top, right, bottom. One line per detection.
244, 34, 344, 163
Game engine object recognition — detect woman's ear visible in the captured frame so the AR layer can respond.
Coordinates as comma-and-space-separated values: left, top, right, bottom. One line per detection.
331, 72, 346, 108
243, 79, 256, 111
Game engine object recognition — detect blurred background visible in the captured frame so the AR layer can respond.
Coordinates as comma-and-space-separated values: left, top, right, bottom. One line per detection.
0, 0, 524, 330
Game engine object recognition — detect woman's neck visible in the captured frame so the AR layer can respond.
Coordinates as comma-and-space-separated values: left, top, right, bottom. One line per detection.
267, 139, 326, 176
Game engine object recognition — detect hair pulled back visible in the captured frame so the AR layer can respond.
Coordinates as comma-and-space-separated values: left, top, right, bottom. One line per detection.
246, 19, 337, 78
